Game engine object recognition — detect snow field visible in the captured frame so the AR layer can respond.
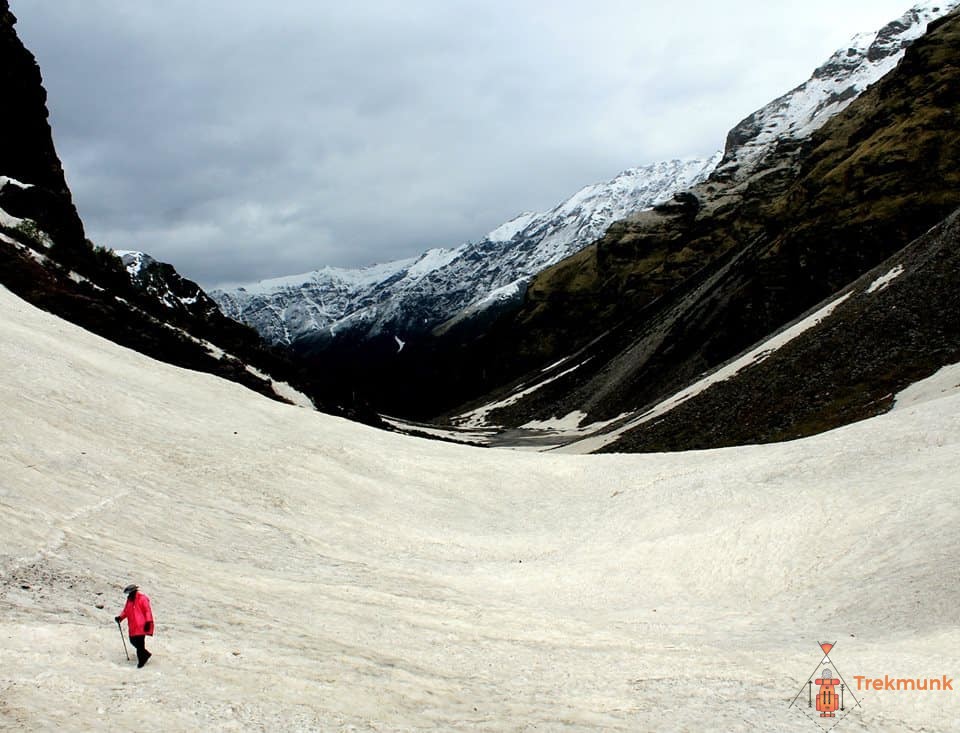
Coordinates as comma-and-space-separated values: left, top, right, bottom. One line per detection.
1, 284, 959, 731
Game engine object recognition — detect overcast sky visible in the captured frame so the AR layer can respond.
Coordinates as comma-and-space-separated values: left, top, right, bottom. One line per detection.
12, 1, 916, 287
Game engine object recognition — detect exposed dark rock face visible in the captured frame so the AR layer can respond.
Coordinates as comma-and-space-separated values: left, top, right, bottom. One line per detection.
117, 251, 222, 322
0, 0, 84, 252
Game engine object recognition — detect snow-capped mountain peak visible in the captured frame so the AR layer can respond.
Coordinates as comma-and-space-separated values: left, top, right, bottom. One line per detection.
212, 156, 722, 346
715, 0, 959, 179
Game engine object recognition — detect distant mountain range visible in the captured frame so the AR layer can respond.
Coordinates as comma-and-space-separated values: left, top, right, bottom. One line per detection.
210, 156, 721, 348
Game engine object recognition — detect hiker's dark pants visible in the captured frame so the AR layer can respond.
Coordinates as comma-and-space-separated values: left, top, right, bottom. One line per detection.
130, 635, 149, 667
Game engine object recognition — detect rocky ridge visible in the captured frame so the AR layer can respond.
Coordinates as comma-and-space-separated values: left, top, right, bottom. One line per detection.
714, 0, 955, 181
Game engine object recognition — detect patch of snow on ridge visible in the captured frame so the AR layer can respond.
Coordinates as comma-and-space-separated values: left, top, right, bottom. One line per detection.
222, 257, 420, 296
559, 292, 854, 453
894, 362, 960, 412
487, 212, 538, 242
522, 411, 590, 431
404, 247, 465, 280
114, 250, 148, 278
68, 271, 96, 288
245, 365, 315, 409
540, 357, 571, 373
379, 416, 498, 445
0, 220, 53, 263
867, 264, 905, 293
0, 205, 25, 229
474, 278, 525, 307
520, 410, 630, 440
453, 359, 591, 429
440, 278, 528, 331
1, 210, 56, 249
0, 175, 32, 190
1, 230, 48, 265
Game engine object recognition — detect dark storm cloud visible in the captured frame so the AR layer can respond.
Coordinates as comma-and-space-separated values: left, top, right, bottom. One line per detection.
10, 1, 913, 286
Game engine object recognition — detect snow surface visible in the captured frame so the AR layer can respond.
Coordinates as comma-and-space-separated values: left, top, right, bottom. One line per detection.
894, 361, 960, 411
0, 175, 32, 191
454, 359, 591, 429
867, 264, 905, 293
2, 284, 960, 732
0, 204, 25, 230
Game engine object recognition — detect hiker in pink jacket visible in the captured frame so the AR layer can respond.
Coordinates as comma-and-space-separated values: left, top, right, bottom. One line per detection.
115, 584, 154, 668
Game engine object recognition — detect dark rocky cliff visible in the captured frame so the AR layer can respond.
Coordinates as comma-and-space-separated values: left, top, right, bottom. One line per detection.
0, 0, 85, 254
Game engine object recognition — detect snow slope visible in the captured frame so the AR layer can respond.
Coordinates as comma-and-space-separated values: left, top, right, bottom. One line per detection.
2, 285, 960, 731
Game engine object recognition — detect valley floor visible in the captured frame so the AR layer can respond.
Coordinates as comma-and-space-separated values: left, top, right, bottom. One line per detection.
1, 285, 959, 732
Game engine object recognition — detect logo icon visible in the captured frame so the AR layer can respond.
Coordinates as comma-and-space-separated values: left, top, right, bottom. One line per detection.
789, 642, 862, 730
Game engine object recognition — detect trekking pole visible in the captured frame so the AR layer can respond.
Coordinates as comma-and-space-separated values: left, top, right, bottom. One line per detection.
117, 619, 130, 661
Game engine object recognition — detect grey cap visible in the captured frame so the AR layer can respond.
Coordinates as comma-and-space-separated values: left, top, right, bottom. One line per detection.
123, 584, 139, 594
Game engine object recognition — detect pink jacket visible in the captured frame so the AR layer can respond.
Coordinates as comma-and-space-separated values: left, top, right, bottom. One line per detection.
118, 593, 154, 636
